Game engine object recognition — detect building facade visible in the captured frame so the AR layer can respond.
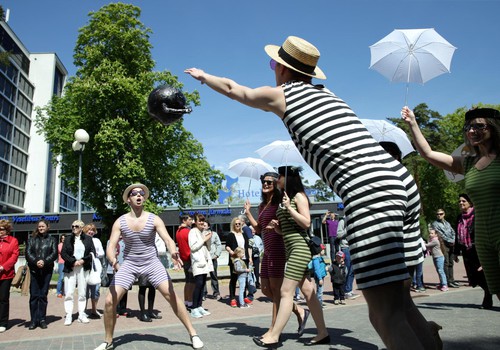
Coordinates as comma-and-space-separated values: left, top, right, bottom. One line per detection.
0, 20, 82, 215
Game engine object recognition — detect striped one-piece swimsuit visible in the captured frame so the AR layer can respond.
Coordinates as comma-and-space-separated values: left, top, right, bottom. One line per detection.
112, 213, 170, 289
281, 81, 423, 289
258, 203, 286, 279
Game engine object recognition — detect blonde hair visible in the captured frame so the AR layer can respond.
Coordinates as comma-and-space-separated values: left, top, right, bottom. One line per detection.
83, 223, 97, 235
232, 247, 244, 259
72, 220, 84, 228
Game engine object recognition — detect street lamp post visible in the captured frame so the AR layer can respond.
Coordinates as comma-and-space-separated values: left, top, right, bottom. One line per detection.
72, 129, 89, 221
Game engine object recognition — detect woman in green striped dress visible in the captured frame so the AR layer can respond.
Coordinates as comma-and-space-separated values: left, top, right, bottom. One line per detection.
254, 166, 328, 348
404, 106, 500, 302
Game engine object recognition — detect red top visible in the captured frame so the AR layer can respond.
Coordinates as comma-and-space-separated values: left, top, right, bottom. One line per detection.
176, 226, 191, 262
0, 235, 20, 280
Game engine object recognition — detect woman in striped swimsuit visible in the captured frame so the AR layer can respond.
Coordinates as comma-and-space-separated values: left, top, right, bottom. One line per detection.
95, 183, 203, 350
186, 35, 438, 349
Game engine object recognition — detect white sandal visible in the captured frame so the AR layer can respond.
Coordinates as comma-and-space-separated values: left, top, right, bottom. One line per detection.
191, 335, 204, 349
94, 342, 114, 350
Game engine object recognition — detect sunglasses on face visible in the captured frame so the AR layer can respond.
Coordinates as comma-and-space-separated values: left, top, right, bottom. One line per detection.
261, 180, 274, 186
234, 223, 241, 226
463, 123, 488, 132
269, 59, 277, 71
436, 213, 444, 216
129, 190, 145, 197
72, 225, 82, 228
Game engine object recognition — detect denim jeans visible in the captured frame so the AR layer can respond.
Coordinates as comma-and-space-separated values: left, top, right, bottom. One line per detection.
237, 273, 248, 306
433, 256, 447, 287
56, 263, 64, 295
29, 269, 52, 323
315, 278, 324, 305
341, 247, 355, 293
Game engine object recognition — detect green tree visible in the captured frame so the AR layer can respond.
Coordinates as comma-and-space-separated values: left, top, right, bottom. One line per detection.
0, 5, 12, 66
306, 179, 335, 202
35, 3, 223, 231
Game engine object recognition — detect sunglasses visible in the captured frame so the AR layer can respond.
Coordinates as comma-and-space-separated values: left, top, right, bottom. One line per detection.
261, 180, 274, 186
436, 213, 444, 216
129, 190, 146, 197
234, 223, 242, 226
72, 225, 82, 228
463, 123, 488, 132
269, 59, 277, 71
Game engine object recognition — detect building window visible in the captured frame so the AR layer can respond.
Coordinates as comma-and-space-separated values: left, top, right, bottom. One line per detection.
15, 110, 31, 134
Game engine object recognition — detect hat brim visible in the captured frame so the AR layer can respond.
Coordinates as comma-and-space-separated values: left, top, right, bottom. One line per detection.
122, 183, 150, 203
265, 44, 326, 80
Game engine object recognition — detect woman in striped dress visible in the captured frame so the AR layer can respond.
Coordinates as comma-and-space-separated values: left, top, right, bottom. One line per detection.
244, 172, 309, 340
403, 107, 500, 302
257, 165, 328, 347
186, 35, 438, 349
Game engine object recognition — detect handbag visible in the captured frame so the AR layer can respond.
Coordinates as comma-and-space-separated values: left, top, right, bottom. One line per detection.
86, 252, 102, 286
12, 264, 27, 288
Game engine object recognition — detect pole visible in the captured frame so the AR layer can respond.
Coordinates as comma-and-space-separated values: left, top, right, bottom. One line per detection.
78, 149, 82, 221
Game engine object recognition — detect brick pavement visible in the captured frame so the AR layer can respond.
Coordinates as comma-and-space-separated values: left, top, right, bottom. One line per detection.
0, 258, 498, 349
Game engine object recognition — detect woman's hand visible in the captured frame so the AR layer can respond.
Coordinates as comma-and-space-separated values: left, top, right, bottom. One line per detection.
401, 106, 417, 125
269, 219, 282, 235
282, 191, 291, 209
244, 199, 251, 213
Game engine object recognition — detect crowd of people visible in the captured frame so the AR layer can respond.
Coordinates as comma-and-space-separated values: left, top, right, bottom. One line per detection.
0, 34, 498, 350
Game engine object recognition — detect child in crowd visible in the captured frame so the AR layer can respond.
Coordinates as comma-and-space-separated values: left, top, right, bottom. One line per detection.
310, 244, 328, 307
232, 247, 252, 308
426, 228, 448, 291
329, 251, 347, 304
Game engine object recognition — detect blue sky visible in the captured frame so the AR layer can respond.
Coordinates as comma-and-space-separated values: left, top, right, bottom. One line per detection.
3, 0, 500, 202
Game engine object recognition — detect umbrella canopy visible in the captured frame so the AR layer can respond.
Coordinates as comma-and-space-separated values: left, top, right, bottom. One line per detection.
359, 119, 415, 158
369, 28, 456, 104
228, 157, 275, 180
444, 143, 474, 183
255, 140, 304, 165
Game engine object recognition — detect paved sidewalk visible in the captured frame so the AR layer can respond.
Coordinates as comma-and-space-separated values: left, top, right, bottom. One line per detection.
1, 259, 498, 349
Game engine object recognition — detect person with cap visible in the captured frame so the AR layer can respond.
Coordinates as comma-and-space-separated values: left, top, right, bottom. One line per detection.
309, 244, 328, 308
431, 209, 459, 288
186, 36, 436, 349
403, 106, 500, 305
94, 184, 204, 350
329, 250, 348, 305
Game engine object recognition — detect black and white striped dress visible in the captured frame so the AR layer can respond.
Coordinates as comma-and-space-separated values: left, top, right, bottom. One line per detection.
281, 81, 423, 289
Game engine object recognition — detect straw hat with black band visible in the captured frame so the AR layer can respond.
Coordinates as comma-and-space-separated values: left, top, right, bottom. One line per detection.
122, 183, 150, 203
265, 36, 326, 80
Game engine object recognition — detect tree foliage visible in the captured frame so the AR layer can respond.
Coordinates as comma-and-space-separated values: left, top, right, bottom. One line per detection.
35, 3, 223, 231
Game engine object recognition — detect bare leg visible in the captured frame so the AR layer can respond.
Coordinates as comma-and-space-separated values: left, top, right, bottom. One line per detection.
260, 277, 298, 344
403, 279, 440, 349
102, 285, 126, 344
363, 280, 426, 350
259, 277, 283, 338
300, 277, 329, 341
157, 279, 197, 337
